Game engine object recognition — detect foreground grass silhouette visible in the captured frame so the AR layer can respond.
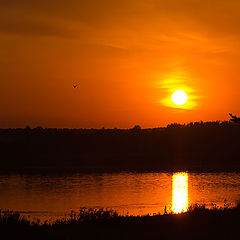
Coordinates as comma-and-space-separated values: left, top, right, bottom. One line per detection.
1, 204, 239, 240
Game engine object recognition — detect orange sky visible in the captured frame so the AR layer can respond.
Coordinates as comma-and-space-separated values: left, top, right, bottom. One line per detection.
1, 0, 240, 128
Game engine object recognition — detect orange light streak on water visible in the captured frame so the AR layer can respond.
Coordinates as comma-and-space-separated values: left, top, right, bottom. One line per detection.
172, 172, 189, 213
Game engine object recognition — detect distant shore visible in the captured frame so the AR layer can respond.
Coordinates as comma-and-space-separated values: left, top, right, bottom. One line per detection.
1, 121, 240, 173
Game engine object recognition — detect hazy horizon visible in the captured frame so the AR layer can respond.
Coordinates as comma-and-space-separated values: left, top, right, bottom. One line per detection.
0, 118, 233, 129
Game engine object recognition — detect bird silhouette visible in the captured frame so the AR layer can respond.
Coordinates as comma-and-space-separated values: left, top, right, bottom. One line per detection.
229, 113, 240, 123
73, 84, 77, 89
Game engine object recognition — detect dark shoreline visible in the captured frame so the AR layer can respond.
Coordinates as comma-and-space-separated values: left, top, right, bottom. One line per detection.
1, 121, 240, 173
1, 205, 240, 240
0, 167, 240, 176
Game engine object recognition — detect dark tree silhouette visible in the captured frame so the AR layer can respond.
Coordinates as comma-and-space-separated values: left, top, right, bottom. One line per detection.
132, 125, 141, 130
0, 119, 240, 172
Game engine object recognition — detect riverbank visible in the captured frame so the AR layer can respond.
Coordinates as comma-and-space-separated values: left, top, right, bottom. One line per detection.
1, 122, 240, 173
1, 204, 239, 240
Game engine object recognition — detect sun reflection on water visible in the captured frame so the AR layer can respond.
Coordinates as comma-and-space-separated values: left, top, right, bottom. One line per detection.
172, 172, 189, 214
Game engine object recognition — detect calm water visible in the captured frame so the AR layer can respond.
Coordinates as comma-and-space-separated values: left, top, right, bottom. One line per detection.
0, 172, 239, 221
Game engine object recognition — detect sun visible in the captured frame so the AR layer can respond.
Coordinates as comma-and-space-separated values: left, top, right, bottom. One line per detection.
171, 90, 188, 106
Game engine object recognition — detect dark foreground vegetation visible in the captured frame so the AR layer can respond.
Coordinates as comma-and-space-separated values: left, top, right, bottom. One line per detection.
1, 120, 240, 173
1, 204, 240, 240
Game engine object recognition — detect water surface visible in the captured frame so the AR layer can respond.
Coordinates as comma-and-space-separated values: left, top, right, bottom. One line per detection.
0, 172, 239, 221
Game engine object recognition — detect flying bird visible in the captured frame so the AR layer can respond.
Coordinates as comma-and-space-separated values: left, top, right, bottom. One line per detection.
229, 113, 240, 123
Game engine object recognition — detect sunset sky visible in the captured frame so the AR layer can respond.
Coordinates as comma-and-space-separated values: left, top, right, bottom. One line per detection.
1, 0, 240, 128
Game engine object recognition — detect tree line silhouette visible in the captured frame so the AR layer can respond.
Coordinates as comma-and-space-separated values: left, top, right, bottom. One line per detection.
0, 119, 240, 173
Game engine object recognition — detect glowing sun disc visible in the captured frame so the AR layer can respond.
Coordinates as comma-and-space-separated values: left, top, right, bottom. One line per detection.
171, 90, 188, 105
